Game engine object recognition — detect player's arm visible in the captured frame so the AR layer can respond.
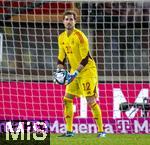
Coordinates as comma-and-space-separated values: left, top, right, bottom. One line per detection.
74, 32, 90, 72
53, 36, 66, 84
77, 52, 90, 72
57, 36, 66, 70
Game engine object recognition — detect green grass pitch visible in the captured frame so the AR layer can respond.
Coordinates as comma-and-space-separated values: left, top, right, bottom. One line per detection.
50, 133, 150, 145
1, 133, 150, 145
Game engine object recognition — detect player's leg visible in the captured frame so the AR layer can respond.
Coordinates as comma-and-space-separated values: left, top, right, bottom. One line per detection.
63, 93, 75, 136
59, 93, 75, 137
86, 95, 106, 137
60, 78, 81, 137
79, 72, 105, 137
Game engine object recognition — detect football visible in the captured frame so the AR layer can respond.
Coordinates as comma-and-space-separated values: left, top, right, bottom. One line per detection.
53, 69, 68, 85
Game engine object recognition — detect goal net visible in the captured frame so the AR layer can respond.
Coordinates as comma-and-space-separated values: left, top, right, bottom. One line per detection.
0, 0, 149, 134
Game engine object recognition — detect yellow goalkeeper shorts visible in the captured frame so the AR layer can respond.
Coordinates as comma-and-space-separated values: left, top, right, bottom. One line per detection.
66, 68, 98, 97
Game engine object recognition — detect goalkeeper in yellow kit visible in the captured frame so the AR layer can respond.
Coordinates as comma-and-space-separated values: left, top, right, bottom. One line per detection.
56, 10, 106, 137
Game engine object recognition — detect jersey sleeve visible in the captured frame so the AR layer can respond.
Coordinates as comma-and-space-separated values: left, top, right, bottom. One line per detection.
58, 36, 65, 63
77, 32, 89, 59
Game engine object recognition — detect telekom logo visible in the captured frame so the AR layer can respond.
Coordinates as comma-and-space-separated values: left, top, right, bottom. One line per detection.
113, 88, 149, 119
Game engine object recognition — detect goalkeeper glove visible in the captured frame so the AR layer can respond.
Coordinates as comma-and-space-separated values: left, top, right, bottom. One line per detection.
66, 70, 79, 85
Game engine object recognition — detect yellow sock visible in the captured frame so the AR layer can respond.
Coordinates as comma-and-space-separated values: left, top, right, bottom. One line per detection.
91, 102, 104, 132
64, 97, 74, 132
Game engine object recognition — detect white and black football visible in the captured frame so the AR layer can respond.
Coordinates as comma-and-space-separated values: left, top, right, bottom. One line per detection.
53, 69, 68, 85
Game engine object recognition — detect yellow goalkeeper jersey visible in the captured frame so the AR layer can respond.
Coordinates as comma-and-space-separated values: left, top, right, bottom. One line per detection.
58, 28, 97, 75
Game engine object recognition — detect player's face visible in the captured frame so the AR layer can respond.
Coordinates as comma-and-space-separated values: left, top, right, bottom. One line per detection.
63, 14, 76, 31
